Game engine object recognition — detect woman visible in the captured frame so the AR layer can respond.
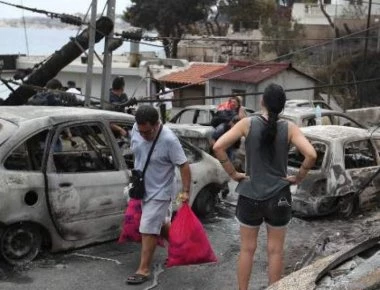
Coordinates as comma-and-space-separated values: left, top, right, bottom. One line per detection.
213, 84, 317, 290
217, 95, 247, 120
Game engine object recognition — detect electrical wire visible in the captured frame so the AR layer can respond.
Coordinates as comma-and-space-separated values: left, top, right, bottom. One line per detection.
0, 0, 87, 26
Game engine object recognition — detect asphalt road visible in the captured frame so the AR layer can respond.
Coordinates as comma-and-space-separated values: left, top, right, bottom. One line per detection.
0, 186, 379, 290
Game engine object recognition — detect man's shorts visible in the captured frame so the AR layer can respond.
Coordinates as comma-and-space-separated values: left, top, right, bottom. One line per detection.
139, 199, 172, 235
235, 186, 292, 228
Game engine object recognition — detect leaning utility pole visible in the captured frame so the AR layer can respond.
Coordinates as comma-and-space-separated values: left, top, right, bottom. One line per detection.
100, 0, 116, 109
364, 0, 373, 59
84, 0, 98, 107
4, 17, 113, 105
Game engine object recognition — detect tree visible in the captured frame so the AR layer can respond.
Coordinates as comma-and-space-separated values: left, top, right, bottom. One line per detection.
220, 0, 276, 31
261, 16, 304, 58
123, 0, 215, 58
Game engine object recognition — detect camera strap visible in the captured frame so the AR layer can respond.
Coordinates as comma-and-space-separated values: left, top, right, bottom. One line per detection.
142, 124, 163, 177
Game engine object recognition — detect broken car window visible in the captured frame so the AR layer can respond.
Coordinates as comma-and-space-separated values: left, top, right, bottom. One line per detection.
178, 110, 195, 124
4, 130, 49, 171
344, 139, 377, 169
288, 140, 326, 170
52, 124, 117, 173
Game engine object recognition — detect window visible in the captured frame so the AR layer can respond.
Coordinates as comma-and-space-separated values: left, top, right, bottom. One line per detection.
52, 124, 117, 173
197, 110, 212, 124
344, 140, 377, 169
178, 110, 195, 124
179, 138, 202, 163
330, 115, 362, 128
4, 130, 48, 171
288, 140, 327, 170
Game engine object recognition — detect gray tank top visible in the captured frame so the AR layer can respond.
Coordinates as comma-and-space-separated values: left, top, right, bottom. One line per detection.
235, 116, 290, 200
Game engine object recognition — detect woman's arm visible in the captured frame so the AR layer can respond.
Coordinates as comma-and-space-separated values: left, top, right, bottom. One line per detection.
287, 123, 317, 184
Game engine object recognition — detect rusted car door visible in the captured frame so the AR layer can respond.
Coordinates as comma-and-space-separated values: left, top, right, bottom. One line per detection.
45, 122, 128, 241
343, 139, 380, 210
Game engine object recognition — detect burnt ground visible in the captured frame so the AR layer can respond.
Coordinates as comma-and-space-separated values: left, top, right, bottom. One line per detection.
0, 190, 379, 290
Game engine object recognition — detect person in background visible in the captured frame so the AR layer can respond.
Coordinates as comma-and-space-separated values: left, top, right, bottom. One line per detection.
217, 95, 247, 120
66, 80, 84, 102
158, 87, 173, 121
126, 105, 191, 285
213, 83, 317, 290
27, 78, 79, 106
109, 76, 137, 112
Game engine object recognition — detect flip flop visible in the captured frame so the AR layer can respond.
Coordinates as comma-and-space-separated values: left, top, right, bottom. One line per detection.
126, 273, 150, 285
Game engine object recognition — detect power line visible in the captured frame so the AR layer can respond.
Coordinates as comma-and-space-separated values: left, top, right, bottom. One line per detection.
0, 0, 87, 26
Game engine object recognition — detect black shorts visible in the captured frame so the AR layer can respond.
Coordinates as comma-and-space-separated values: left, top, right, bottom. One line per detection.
235, 187, 292, 228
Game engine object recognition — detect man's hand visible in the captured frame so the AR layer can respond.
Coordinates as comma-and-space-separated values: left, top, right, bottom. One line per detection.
178, 191, 190, 203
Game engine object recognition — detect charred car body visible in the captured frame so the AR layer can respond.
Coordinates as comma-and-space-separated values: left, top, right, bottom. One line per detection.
0, 106, 229, 265
288, 126, 380, 217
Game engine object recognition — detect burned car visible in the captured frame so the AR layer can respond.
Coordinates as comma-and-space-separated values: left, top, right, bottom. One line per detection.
281, 107, 366, 128
0, 106, 229, 265
268, 236, 380, 290
169, 104, 255, 126
288, 126, 380, 217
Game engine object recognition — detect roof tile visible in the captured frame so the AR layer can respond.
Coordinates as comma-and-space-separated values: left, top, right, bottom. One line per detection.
159, 63, 226, 85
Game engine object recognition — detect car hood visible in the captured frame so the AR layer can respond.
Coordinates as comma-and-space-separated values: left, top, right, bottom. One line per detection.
166, 123, 214, 138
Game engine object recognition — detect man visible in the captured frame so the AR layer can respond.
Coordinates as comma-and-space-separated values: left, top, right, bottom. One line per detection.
27, 78, 78, 106
158, 87, 173, 121
109, 76, 128, 112
66, 80, 84, 102
127, 105, 191, 285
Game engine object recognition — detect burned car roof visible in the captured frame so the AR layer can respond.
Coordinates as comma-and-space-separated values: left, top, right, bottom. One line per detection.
301, 125, 372, 141
0, 106, 134, 125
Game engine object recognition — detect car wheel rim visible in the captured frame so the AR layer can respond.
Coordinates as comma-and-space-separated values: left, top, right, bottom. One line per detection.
1, 226, 41, 264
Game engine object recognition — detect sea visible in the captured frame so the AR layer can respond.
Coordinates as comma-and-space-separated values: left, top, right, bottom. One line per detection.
0, 26, 165, 99
0, 26, 165, 56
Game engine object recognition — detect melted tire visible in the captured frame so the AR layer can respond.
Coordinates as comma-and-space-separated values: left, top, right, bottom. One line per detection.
192, 188, 216, 218
0, 224, 42, 266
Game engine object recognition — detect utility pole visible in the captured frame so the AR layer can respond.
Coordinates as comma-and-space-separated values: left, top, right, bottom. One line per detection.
84, 0, 97, 107
364, 0, 373, 59
100, 0, 116, 109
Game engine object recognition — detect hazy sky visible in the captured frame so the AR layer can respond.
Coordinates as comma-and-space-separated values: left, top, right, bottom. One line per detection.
0, 0, 131, 18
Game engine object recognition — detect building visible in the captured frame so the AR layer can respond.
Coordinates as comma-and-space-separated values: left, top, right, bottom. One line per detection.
203, 59, 319, 110
158, 62, 226, 107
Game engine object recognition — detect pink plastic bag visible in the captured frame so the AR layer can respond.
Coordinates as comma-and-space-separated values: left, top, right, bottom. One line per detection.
118, 198, 142, 243
166, 203, 217, 267
118, 198, 165, 247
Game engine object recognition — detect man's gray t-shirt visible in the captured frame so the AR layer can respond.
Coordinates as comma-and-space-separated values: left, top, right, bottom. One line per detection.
131, 124, 187, 201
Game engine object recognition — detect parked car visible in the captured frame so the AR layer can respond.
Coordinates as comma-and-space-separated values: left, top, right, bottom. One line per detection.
288, 125, 380, 218
169, 104, 255, 126
285, 99, 333, 110
280, 107, 366, 128
0, 106, 229, 265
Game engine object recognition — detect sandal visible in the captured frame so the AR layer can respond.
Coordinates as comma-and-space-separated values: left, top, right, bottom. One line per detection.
126, 273, 150, 285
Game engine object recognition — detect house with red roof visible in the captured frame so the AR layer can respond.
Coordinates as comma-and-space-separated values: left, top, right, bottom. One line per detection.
159, 59, 318, 109
158, 62, 226, 107
203, 59, 319, 111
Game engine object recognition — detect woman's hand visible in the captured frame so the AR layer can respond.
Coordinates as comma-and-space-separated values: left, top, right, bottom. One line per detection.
284, 175, 298, 185
230, 171, 247, 182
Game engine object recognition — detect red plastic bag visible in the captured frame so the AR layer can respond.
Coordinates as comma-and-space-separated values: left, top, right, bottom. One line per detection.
118, 198, 165, 247
166, 203, 217, 267
118, 198, 142, 243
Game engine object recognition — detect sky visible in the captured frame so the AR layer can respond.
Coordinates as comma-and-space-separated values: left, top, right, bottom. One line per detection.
0, 0, 131, 18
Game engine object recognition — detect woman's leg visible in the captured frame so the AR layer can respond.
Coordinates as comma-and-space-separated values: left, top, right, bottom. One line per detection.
266, 225, 287, 285
237, 225, 260, 290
